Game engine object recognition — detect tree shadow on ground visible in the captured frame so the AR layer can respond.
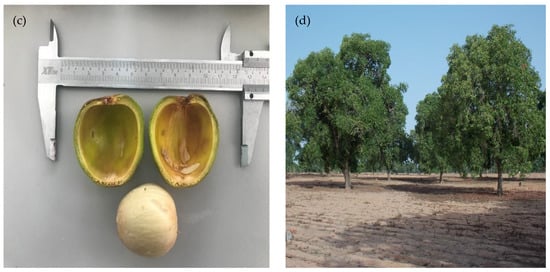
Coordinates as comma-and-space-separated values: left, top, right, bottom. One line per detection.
387, 184, 496, 195
355, 174, 460, 184
320, 200, 546, 267
286, 179, 388, 192
286, 175, 546, 200
386, 183, 545, 202
286, 180, 346, 189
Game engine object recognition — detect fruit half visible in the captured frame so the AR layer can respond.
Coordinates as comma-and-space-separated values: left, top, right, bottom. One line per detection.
74, 94, 144, 186
150, 94, 219, 188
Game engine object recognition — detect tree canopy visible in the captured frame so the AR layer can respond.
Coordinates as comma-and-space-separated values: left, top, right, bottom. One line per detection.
286, 33, 407, 189
414, 92, 449, 182
416, 24, 545, 195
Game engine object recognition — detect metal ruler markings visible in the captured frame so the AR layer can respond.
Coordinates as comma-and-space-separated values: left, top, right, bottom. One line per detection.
39, 58, 268, 91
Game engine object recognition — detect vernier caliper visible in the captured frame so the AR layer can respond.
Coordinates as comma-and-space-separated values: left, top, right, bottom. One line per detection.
38, 20, 269, 167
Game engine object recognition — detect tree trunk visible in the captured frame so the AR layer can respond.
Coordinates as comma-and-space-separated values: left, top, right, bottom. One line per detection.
496, 160, 503, 196
386, 169, 391, 181
439, 170, 443, 183
324, 162, 331, 176
343, 162, 352, 190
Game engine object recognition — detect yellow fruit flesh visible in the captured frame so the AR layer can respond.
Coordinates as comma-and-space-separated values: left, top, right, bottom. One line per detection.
153, 101, 215, 186
77, 104, 139, 185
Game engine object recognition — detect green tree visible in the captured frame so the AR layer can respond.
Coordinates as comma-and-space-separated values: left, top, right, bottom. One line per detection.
287, 33, 399, 189
297, 131, 327, 173
285, 107, 301, 172
286, 48, 352, 187
438, 25, 545, 195
339, 33, 408, 181
414, 92, 449, 182
396, 132, 416, 174
372, 83, 408, 180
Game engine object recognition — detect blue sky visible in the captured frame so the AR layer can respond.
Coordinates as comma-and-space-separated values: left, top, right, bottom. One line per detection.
286, 5, 546, 133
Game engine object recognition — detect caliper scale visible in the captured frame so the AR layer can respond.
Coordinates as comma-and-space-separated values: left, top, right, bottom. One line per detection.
38, 20, 269, 166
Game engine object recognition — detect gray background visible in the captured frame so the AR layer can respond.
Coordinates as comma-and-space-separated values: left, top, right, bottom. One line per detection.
4, 5, 269, 267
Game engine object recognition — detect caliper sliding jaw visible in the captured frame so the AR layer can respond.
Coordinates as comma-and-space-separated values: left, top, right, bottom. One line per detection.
37, 20, 269, 167
221, 26, 270, 167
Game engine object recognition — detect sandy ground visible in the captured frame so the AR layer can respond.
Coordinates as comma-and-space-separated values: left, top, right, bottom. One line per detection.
286, 173, 546, 267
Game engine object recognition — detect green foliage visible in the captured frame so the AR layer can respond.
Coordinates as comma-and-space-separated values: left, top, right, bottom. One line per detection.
286, 46, 378, 174
339, 33, 391, 87
414, 92, 450, 179
339, 34, 409, 180
285, 108, 301, 172
286, 25, 544, 194
371, 83, 408, 179
286, 33, 408, 187
434, 25, 545, 194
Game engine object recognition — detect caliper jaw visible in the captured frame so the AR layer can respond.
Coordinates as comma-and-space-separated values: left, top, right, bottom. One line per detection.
37, 20, 59, 160
220, 26, 270, 167
241, 85, 269, 167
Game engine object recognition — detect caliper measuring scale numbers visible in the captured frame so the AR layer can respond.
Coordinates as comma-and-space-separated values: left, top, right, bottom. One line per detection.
37, 20, 269, 166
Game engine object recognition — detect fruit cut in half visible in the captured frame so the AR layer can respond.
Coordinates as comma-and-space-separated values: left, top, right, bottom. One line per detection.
74, 94, 144, 186
116, 183, 178, 257
150, 94, 219, 188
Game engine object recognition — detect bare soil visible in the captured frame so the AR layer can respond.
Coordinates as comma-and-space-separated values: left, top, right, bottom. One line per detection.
286, 173, 546, 267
